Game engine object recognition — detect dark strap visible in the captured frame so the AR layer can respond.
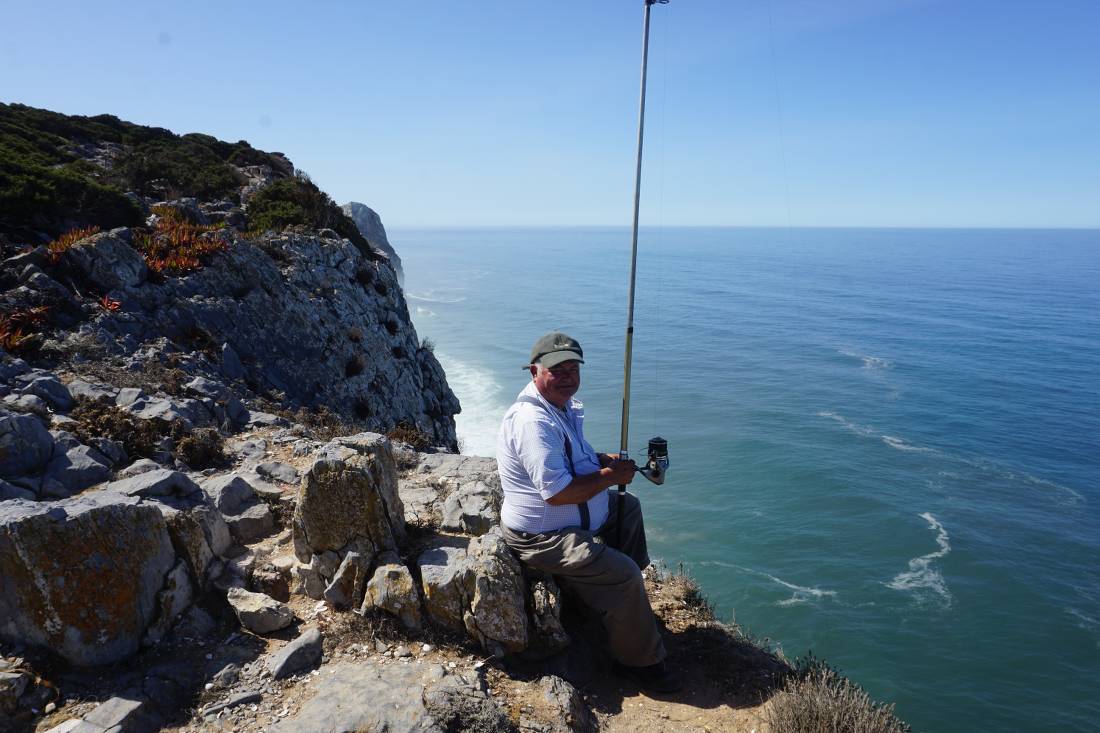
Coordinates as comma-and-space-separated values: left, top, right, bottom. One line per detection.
520, 395, 588, 530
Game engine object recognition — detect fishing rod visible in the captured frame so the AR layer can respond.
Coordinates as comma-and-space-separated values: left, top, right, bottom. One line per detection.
618, 0, 671, 543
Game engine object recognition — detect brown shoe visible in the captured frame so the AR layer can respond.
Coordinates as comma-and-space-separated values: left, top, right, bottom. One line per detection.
614, 660, 682, 694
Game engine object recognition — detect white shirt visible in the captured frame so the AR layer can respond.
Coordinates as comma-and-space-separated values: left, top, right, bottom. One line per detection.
497, 381, 609, 534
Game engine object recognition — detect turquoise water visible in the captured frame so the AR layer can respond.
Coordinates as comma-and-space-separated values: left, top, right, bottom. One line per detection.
396, 227, 1100, 732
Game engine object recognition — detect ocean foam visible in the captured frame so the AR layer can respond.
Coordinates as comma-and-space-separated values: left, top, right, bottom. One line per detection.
837, 348, 894, 370
435, 351, 507, 457
407, 291, 467, 304
415, 306, 436, 317
700, 560, 838, 606
819, 412, 935, 454
886, 512, 953, 605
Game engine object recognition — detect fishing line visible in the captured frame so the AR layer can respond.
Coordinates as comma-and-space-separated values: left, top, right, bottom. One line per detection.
651, 0, 671, 436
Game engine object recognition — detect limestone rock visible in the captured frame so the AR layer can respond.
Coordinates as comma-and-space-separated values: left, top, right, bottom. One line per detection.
441, 479, 499, 535
361, 553, 422, 630
341, 201, 404, 283
0, 411, 54, 478
0, 492, 176, 665
144, 560, 194, 645
292, 436, 404, 563
267, 627, 322, 679
322, 549, 371, 610
226, 587, 294, 634
43, 443, 112, 496
418, 529, 528, 656
61, 230, 148, 290
105, 468, 201, 498
19, 375, 73, 412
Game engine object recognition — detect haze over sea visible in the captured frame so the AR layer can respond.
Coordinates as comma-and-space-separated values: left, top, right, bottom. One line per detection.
398, 226, 1099, 733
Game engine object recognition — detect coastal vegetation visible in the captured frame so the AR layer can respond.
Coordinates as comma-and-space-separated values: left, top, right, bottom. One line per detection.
245, 173, 372, 256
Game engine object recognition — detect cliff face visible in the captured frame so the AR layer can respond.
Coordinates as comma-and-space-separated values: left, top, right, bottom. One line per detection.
0, 104, 458, 449
342, 201, 404, 284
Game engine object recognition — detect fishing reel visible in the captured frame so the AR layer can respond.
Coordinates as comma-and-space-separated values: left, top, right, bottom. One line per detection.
638, 436, 669, 485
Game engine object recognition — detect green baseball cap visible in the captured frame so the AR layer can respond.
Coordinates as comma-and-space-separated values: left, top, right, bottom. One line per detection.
526, 331, 584, 369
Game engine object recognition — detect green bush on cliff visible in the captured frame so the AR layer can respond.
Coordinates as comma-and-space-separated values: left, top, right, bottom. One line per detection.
0, 103, 290, 241
246, 175, 374, 257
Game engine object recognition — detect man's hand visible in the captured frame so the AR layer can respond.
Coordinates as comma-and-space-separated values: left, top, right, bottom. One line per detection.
545, 457, 639, 506
607, 458, 637, 485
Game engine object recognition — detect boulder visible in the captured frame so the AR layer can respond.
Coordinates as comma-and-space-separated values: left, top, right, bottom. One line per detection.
226, 587, 294, 634
0, 412, 54, 478
361, 553, 422, 630
418, 529, 528, 656
106, 469, 201, 498
43, 443, 112, 496
322, 549, 371, 610
267, 627, 322, 679
144, 560, 194, 645
441, 480, 499, 535
269, 661, 509, 733
61, 230, 148, 290
224, 501, 275, 543
0, 492, 176, 665
291, 435, 404, 563
20, 375, 74, 413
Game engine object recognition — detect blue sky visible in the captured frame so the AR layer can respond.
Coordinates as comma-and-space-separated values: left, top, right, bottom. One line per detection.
2, 0, 1097, 227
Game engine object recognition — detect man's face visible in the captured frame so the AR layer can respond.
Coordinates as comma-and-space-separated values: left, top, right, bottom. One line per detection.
532, 360, 581, 408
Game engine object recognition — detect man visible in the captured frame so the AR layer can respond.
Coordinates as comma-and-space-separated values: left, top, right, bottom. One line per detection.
496, 331, 679, 694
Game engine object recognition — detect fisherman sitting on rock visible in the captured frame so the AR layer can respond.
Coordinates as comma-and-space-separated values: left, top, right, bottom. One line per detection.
496, 331, 680, 694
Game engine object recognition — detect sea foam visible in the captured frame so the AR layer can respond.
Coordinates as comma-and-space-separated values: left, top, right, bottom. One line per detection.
701, 560, 838, 606
886, 512, 953, 605
435, 351, 507, 458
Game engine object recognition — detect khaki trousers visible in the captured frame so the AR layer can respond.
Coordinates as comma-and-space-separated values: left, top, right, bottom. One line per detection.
502, 491, 666, 667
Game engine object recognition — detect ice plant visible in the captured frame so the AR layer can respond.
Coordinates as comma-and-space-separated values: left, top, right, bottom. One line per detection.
46, 226, 101, 264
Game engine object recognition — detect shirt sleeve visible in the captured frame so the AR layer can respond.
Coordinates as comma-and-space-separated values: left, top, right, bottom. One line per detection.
514, 412, 574, 500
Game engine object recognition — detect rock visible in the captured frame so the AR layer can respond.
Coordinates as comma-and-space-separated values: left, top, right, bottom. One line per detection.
341, 201, 404, 283
226, 587, 294, 634
220, 343, 245, 381
20, 375, 74, 412
203, 690, 262, 716
43, 443, 112, 496
528, 577, 571, 656
144, 560, 194, 645
0, 670, 28, 713
0, 480, 35, 501
61, 230, 148, 290
322, 549, 371, 609
267, 627, 322, 679
535, 676, 596, 733
418, 530, 528, 656
199, 473, 255, 514
65, 379, 118, 402
0, 492, 176, 665
361, 554, 422, 630
82, 695, 156, 732
116, 458, 161, 478
256, 461, 299, 484
270, 661, 510, 733
441, 480, 499, 535
105, 469, 201, 498
3, 393, 51, 418
0, 412, 54, 478
292, 560, 326, 599
245, 410, 287, 428
291, 437, 404, 563
223, 501, 275, 543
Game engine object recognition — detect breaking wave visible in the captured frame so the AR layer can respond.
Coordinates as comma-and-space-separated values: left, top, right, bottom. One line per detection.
434, 351, 506, 458
886, 512, 953, 606
838, 348, 894, 370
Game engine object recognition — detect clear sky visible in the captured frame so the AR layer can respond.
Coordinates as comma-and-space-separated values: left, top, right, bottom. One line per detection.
2, 0, 1097, 228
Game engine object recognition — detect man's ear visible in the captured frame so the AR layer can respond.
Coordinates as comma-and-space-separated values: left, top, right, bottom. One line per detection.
529, 365, 538, 379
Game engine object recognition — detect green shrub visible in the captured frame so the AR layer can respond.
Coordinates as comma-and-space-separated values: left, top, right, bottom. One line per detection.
0, 102, 290, 241
246, 175, 373, 256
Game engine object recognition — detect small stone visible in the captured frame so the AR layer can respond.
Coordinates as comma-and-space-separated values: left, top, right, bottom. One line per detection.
447, 662, 456, 669
421, 643, 433, 653
205, 683, 214, 691
45, 702, 56, 714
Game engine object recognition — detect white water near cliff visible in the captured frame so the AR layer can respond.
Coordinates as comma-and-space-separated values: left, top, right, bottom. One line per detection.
398, 226, 1100, 733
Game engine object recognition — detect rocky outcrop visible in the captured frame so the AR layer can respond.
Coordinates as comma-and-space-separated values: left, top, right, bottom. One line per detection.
40, 227, 458, 449
0, 491, 175, 666
342, 201, 404, 284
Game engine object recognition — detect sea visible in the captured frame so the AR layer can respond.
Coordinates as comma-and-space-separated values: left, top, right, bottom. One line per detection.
394, 226, 1100, 733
